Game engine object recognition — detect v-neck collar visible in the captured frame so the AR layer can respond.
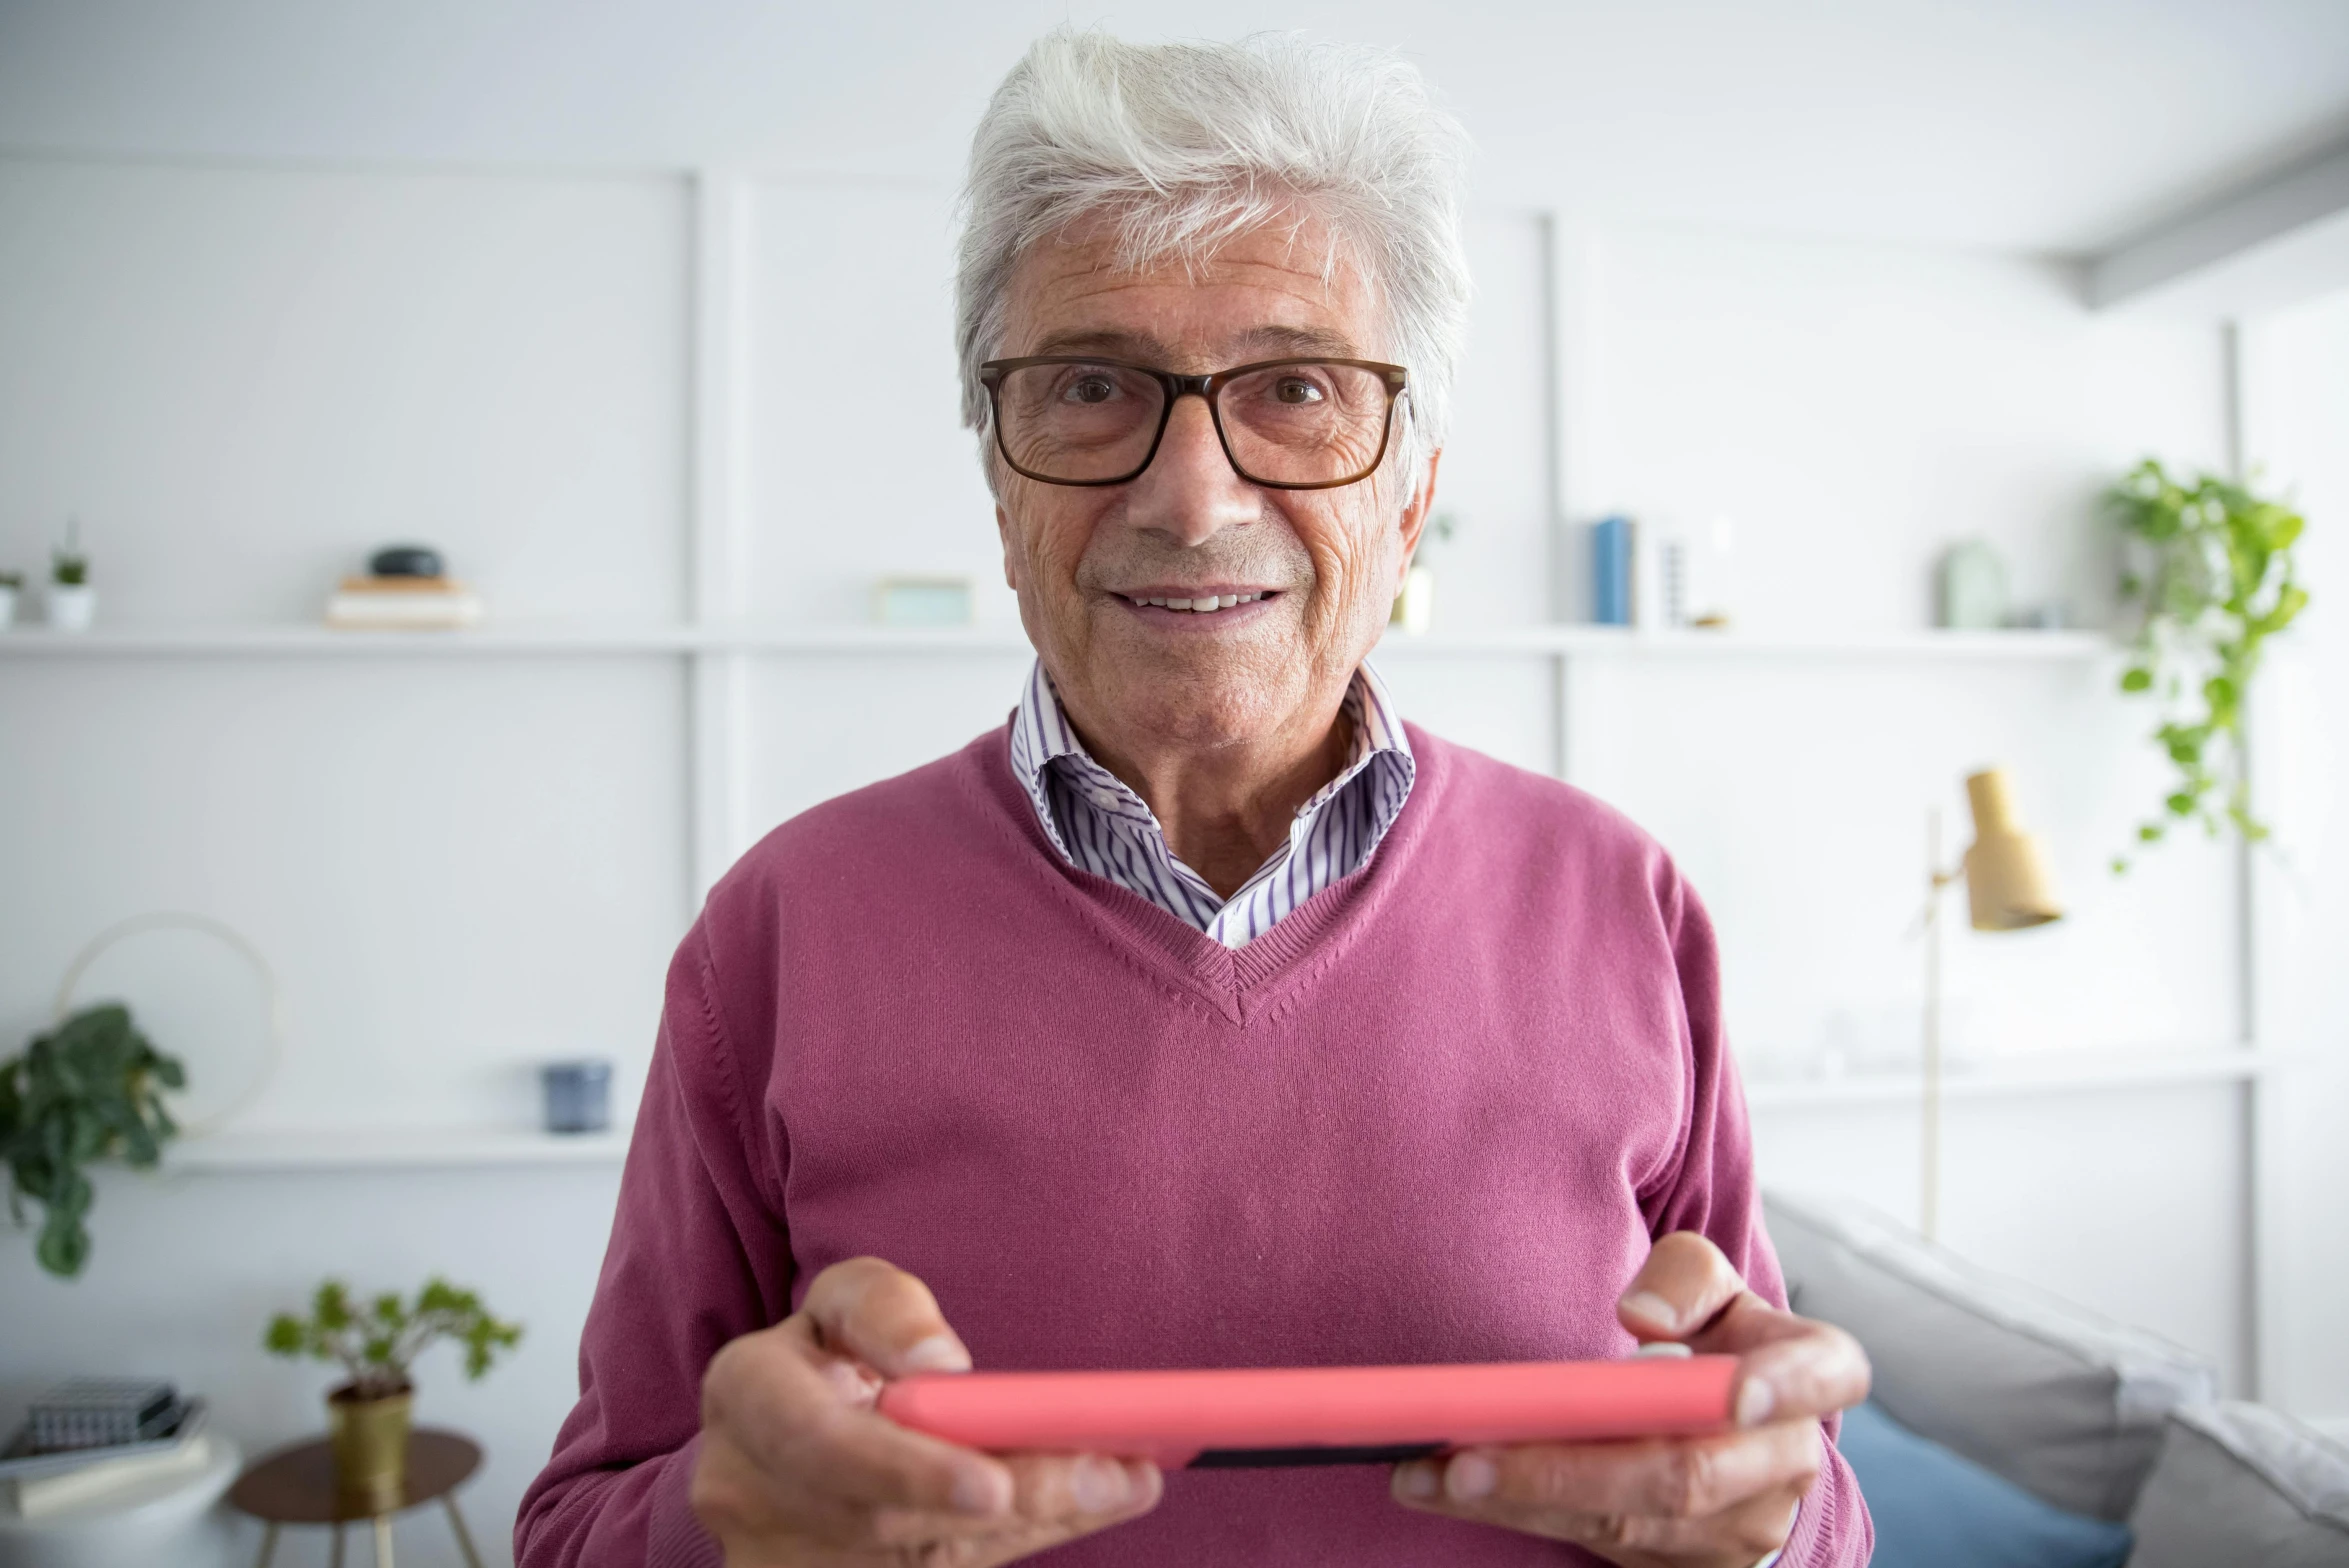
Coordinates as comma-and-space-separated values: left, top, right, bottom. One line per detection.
961, 720, 1449, 1029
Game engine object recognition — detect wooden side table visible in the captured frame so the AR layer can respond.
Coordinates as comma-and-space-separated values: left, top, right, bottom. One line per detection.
227, 1429, 484, 1568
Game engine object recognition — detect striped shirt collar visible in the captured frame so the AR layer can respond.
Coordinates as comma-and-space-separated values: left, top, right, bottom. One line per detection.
1008, 659, 1415, 948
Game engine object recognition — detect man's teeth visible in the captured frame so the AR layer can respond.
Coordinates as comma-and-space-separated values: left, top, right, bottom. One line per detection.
1127, 592, 1265, 612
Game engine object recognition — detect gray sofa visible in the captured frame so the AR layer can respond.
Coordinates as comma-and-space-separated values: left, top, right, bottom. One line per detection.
1765, 1191, 2349, 1564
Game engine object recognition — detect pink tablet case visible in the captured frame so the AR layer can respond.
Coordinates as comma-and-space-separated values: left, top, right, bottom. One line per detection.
878, 1357, 1740, 1469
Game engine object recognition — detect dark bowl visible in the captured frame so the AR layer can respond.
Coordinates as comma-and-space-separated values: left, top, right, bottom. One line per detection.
368, 545, 445, 579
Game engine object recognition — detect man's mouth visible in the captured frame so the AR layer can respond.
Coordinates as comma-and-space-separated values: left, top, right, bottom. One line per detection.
1117, 590, 1276, 615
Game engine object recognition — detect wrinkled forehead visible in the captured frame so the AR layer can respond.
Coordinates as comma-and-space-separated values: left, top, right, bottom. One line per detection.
995, 210, 1391, 372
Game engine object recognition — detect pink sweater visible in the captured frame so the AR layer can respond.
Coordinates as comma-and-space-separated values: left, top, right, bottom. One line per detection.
516, 726, 1870, 1567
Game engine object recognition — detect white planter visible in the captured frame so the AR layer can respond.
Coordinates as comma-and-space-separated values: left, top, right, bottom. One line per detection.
46, 583, 96, 631
0, 584, 18, 628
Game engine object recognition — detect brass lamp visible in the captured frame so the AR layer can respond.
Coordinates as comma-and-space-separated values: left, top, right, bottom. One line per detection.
1921, 768, 2063, 1240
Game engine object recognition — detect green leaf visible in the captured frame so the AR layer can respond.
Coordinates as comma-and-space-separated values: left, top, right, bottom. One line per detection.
316, 1281, 352, 1330
2120, 667, 2153, 693
36, 1212, 89, 1277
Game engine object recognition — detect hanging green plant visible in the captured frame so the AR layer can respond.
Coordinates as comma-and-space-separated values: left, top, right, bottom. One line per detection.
2107, 458, 2309, 871
0, 1003, 184, 1277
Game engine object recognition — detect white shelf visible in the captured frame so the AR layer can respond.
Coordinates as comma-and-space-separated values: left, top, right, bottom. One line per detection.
0, 621, 2111, 660
162, 1125, 632, 1171
145, 1051, 2267, 1170
1743, 1047, 2273, 1110
0, 623, 707, 655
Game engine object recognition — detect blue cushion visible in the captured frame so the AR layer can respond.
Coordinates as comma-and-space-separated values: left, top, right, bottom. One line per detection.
1839, 1400, 2135, 1568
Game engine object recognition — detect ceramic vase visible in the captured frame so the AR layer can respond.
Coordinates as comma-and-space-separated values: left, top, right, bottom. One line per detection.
46, 583, 96, 631
327, 1385, 413, 1513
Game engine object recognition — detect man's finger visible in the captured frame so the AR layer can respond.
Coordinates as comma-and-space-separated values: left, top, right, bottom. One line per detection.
1721, 1316, 1872, 1430
1002, 1452, 1164, 1523
1397, 1419, 1821, 1521
801, 1255, 976, 1377
866, 1455, 1163, 1554
702, 1320, 1013, 1519
1616, 1231, 1747, 1342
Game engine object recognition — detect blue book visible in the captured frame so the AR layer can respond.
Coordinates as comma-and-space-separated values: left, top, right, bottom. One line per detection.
1592, 516, 1632, 625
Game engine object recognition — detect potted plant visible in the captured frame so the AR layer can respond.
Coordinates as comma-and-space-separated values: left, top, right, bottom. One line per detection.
0, 568, 21, 628
0, 1003, 184, 1278
2107, 459, 2310, 870
48, 519, 94, 631
265, 1279, 522, 1510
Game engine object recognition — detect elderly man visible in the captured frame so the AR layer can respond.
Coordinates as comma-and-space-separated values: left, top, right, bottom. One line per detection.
519, 31, 1870, 1568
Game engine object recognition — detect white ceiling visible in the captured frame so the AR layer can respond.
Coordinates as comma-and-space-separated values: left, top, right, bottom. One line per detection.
3, 0, 2346, 255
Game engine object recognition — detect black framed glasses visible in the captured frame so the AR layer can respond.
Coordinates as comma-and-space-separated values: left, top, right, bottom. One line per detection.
977, 355, 1409, 490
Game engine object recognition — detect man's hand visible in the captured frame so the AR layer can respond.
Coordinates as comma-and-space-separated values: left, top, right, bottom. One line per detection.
692, 1257, 1162, 1566
1390, 1233, 1869, 1568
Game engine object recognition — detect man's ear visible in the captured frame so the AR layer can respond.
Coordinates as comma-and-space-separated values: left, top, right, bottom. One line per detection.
995, 502, 1021, 592
1396, 448, 1444, 577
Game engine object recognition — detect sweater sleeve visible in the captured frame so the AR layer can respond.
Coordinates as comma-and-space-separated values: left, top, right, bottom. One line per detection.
514, 922, 791, 1568
1640, 868, 1874, 1568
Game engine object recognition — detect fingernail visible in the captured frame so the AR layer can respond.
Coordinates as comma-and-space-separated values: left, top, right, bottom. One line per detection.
1446, 1452, 1498, 1502
1395, 1461, 1439, 1500
1071, 1454, 1132, 1513
1736, 1377, 1776, 1428
950, 1464, 1009, 1516
1620, 1290, 1678, 1331
902, 1333, 972, 1374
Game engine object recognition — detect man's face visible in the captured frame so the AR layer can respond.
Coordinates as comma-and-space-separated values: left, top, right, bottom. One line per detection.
991, 216, 1438, 757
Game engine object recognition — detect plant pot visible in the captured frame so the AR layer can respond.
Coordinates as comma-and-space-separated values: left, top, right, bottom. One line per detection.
46, 582, 96, 631
327, 1384, 413, 1513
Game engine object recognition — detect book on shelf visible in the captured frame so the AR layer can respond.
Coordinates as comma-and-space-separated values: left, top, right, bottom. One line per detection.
12, 1433, 213, 1517
2, 1396, 210, 1517
325, 575, 485, 629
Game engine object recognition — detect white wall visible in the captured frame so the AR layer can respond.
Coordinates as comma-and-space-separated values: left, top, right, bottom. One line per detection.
2243, 288, 2349, 1430
0, 153, 2310, 1565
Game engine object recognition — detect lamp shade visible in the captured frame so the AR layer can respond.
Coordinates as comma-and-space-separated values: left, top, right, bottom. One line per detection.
1960, 769, 2063, 931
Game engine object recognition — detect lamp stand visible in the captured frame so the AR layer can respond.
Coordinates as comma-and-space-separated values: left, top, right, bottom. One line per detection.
1923, 807, 1959, 1244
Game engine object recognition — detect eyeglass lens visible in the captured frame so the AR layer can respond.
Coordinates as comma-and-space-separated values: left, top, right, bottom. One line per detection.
992, 361, 1394, 486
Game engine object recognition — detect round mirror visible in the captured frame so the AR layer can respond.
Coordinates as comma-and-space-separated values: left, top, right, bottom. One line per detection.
53, 913, 283, 1136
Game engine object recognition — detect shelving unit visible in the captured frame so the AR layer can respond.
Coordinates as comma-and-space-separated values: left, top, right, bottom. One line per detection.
0, 620, 2111, 660
163, 1125, 633, 1172
137, 1046, 2266, 1170
1741, 1046, 2272, 1111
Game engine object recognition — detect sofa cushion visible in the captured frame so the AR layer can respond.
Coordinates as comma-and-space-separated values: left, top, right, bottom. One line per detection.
1837, 1399, 2135, 1568
2124, 1402, 2349, 1567
1764, 1190, 2216, 1521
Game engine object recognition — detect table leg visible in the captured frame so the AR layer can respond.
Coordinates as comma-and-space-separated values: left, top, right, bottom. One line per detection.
443, 1496, 486, 1568
254, 1520, 280, 1568
373, 1513, 395, 1567
330, 1522, 346, 1568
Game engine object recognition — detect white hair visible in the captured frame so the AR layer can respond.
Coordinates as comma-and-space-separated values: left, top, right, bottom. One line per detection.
955, 29, 1474, 488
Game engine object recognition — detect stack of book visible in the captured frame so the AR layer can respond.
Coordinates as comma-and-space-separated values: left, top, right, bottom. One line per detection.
1, 1380, 212, 1518
325, 574, 485, 629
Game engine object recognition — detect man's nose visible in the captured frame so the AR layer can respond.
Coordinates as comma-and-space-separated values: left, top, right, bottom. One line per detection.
1123, 393, 1258, 546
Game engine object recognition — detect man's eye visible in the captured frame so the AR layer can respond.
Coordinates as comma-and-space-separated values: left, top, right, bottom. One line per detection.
1274, 377, 1325, 405
1063, 376, 1118, 405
